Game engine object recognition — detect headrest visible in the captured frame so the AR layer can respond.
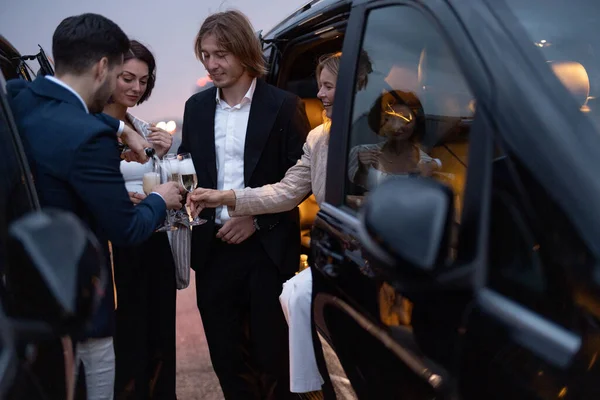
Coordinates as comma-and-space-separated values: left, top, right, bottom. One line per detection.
303, 98, 324, 130
548, 61, 590, 106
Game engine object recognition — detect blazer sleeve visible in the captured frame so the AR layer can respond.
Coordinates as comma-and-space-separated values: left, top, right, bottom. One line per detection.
68, 128, 166, 246
231, 136, 313, 216
254, 95, 310, 230
94, 113, 122, 134
178, 99, 194, 154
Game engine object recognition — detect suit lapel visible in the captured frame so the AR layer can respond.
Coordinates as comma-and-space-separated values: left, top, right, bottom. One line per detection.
30, 76, 88, 113
184, 88, 217, 188
194, 89, 218, 187
244, 80, 282, 184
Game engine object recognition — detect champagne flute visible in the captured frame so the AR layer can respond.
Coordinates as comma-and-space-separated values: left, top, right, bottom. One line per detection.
179, 153, 206, 227
155, 157, 178, 232
142, 171, 160, 197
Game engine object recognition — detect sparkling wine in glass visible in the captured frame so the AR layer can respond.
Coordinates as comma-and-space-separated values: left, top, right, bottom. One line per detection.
142, 171, 160, 196
179, 153, 206, 227
155, 157, 178, 232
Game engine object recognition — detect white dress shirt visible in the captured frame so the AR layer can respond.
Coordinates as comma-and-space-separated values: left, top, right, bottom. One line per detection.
214, 78, 257, 224
45, 75, 124, 135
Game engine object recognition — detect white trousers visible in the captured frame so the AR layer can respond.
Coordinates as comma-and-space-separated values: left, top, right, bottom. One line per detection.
279, 268, 324, 393
75, 337, 115, 400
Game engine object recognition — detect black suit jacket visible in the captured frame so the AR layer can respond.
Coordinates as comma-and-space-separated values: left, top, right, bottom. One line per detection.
179, 79, 310, 276
7, 76, 166, 337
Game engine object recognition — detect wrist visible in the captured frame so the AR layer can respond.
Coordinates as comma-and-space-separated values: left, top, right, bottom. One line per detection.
223, 190, 236, 207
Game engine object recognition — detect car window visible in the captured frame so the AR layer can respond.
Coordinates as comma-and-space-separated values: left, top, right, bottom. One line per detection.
0, 73, 38, 277
343, 5, 473, 229
504, 0, 600, 130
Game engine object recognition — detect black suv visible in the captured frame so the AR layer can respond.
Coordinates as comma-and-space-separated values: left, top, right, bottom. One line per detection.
261, 0, 600, 398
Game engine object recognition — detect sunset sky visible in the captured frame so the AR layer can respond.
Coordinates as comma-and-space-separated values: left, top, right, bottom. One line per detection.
1, 0, 308, 121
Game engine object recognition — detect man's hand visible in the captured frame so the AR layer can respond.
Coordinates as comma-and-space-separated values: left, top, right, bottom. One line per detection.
120, 125, 151, 163
187, 189, 236, 218
128, 191, 147, 205
216, 216, 255, 244
147, 124, 173, 158
152, 182, 184, 210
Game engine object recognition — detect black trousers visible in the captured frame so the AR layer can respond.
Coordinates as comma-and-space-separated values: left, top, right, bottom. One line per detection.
112, 232, 177, 400
196, 233, 294, 400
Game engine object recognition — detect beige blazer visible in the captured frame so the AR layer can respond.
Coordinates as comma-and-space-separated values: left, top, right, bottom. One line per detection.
230, 123, 329, 216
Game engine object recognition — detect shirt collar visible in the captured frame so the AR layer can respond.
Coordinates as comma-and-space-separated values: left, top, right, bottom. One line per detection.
45, 75, 89, 113
215, 77, 257, 109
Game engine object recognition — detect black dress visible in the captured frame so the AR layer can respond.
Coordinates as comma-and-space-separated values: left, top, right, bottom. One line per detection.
112, 232, 177, 399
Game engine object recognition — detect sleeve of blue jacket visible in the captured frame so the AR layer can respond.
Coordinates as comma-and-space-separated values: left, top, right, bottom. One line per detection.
68, 128, 166, 246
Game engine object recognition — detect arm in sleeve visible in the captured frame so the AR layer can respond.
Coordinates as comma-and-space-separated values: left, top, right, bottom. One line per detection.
255, 95, 310, 230
94, 113, 124, 136
348, 144, 371, 189
68, 130, 166, 246
231, 139, 313, 216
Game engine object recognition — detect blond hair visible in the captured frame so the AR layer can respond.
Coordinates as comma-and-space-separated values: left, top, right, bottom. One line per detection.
316, 51, 372, 129
316, 51, 372, 91
194, 10, 267, 77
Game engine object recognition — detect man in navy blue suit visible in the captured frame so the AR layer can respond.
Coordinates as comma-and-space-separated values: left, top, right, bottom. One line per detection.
7, 13, 183, 399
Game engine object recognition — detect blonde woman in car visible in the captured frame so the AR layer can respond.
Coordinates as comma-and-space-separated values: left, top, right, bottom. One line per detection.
188, 51, 372, 396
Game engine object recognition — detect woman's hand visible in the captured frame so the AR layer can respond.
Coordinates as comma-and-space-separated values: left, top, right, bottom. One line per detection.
121, 125, 151, 163
357, 149, 381, 167
187, 189, 236, 217
129, 191, 147, 205
147, 124, 173, 158
417, 159, 439, 177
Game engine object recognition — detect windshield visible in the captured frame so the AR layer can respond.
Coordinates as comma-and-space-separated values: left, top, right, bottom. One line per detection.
505, 0, 600, 129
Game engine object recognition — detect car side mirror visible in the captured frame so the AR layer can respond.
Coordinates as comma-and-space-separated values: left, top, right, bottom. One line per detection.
4, 209, 107, 335
358, 178, 454, 276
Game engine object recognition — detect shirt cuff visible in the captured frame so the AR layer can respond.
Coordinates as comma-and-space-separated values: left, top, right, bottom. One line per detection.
434, 158, 442, 168
150, 191, 166, 206
116, 121, 125, 137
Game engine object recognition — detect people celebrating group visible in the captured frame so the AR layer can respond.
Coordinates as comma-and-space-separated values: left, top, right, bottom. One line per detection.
6, 8, 383, 400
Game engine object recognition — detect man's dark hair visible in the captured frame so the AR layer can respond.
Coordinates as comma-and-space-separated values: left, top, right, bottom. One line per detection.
52, 13, 129, 75
124, 40, 156, 104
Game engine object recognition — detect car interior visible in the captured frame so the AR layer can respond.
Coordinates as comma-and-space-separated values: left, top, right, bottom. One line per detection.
276, 36, 345, 253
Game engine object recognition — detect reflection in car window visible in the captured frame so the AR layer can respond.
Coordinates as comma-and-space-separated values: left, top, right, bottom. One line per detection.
505, 0, 600, 129
344, 5, 473, 227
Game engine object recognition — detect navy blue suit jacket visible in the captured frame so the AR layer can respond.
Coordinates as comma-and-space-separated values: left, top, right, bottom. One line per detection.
7, 76, 166, 337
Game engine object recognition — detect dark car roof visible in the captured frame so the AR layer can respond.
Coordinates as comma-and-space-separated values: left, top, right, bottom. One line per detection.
263, 0, 351, 40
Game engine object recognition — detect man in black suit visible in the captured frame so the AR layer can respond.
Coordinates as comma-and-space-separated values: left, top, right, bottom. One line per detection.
178, 10, 310, 399
7, 13, 182, 399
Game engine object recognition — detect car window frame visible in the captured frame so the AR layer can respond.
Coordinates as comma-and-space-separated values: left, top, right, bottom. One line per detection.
0, 72, 39, 212
323, 0, 494, 260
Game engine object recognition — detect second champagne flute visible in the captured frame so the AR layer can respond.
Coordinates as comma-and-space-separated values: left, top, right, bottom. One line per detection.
179, 153, 206, 227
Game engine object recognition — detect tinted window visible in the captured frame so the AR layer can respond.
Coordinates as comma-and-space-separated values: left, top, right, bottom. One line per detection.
343, 5, 473, 229
505, 0, 600, 129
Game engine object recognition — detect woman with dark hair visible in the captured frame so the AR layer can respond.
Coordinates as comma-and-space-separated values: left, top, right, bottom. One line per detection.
348, 90, 441, 191
103, 40, 177, 400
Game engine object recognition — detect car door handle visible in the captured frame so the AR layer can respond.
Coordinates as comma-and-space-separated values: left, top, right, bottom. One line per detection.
478, 289, 581, 368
